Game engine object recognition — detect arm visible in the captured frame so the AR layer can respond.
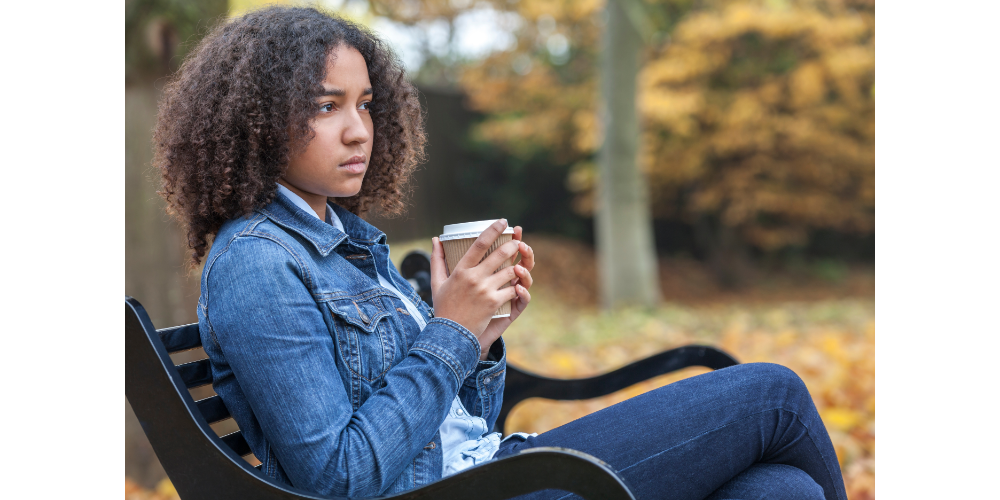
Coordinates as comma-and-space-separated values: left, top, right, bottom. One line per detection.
458, 337, 506, 425
204, 236, 481, 498
448, 225, 535, 425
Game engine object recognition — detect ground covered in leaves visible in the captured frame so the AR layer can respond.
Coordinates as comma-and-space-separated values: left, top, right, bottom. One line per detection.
127, 235, 874, 499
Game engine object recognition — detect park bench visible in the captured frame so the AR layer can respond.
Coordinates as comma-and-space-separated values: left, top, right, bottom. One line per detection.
125, 251, 739, 500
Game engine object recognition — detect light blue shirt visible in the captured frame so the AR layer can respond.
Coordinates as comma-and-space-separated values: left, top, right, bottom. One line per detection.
275, 184, 528, 476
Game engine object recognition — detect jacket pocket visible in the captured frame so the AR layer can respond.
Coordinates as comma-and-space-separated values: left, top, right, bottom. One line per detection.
327, 295, 395, 382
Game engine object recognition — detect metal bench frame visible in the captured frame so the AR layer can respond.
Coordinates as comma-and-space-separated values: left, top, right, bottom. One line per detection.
125, 253, 738, 500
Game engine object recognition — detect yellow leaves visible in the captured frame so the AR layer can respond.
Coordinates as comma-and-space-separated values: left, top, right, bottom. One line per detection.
155, 479, 178, 497
572, 109, 602, 153
812, 14, 868, 45
822, 45, 875, 107
790, 61, 827, 108
821, 407, 863, 432
640, 87, 704, 135
457, 0, 874, 252
641, 47, 730, 85
516, 0, 601, 24
677, 4, 829, 46
228, 0, 294, 17
125, 478, 179, 500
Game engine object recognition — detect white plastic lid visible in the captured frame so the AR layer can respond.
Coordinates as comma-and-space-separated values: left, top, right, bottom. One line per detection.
440, 219, 514, 241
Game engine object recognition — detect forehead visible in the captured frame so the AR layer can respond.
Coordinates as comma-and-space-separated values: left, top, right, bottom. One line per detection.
322, 45, 371, 90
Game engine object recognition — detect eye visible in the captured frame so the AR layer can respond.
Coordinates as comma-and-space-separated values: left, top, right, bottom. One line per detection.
359, 101, 372, 111
319, 103, 334, 113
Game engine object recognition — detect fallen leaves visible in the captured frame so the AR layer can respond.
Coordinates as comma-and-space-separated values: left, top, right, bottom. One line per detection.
125, 478, 179, 500
502, 295, 874, 500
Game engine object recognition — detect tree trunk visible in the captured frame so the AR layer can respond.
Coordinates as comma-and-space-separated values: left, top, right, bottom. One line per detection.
596, 0, 661, 309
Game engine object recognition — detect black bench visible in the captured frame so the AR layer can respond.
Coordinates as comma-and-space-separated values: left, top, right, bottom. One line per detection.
125, 251, 738, 500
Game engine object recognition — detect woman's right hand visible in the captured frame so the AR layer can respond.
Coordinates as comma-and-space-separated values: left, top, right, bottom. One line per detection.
429, 219, 522, 341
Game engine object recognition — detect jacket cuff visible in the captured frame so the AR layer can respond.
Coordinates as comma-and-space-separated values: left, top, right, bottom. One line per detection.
464, 337, 506, 389
410, 317, 482, 386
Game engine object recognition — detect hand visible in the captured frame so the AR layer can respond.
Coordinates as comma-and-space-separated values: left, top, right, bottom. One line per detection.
478, 226, 534, 359
430, 219, 524, 355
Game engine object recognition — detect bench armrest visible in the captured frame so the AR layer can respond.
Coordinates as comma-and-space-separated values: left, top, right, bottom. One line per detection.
496, 345, 739, 433
393, 447, 635, 500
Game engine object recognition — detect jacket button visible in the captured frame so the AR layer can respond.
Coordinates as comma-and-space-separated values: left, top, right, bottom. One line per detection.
456, 409, 464, 416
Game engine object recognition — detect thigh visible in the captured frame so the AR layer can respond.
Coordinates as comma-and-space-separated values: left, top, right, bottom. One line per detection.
495, 363, 844, 500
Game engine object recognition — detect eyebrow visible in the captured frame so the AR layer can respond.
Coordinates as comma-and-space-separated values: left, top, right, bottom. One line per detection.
318, 87, 374, 97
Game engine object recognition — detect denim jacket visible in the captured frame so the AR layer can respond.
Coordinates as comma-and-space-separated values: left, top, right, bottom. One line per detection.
197, 194, 507, 498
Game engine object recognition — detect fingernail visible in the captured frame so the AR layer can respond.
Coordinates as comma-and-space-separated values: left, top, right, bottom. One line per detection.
500, 218, 507, 226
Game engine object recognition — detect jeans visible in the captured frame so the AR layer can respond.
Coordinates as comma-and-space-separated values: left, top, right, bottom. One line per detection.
494, 363, 847, 500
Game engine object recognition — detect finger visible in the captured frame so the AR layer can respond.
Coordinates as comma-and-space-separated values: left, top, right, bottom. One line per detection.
430, 237, 449, 293
486, 263, 520, 291
456, 219, 508, 271
495, 282, 520, 309
486, 314, 512, 332
518, 242, 535, 272
513, 264, 533, 290
511, 226, 523, 266
514, 284, 531, 313
479, 239, 521, 277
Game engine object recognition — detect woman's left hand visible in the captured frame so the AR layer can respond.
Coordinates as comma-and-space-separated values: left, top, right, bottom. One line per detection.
478, 226, 534, 360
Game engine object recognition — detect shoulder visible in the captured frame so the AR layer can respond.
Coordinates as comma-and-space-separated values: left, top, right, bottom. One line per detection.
203, 213, 316, 292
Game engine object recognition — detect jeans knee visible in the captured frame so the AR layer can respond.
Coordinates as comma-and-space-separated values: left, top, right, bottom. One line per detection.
740, 362, 811, 403
708, 464, 824, 500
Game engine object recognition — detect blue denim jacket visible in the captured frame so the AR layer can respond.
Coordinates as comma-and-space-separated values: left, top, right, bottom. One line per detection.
197, 194, 507, 498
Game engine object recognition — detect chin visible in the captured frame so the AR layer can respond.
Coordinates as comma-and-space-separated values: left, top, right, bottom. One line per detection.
334, 185, 364, 198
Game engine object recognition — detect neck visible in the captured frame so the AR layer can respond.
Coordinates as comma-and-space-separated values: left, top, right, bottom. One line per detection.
277, 179, 327, 220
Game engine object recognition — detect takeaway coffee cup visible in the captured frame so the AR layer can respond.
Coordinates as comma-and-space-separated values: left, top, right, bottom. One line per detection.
440, 220, 516, 318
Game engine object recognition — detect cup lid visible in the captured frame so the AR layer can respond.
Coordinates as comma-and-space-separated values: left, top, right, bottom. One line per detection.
440, 219, 514, 241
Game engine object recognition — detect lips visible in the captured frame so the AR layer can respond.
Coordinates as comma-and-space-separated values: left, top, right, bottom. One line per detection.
339, 155, 367, 174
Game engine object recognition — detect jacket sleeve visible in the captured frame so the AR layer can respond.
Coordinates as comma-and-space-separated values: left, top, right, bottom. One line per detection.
458, 338, 507, 429
203, 236, 482, 497
384, 254, 507, 428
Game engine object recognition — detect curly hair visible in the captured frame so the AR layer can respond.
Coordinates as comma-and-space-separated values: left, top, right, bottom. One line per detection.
153, 6, 425, 266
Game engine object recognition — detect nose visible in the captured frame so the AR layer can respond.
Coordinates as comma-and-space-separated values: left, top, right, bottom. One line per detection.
342, 107, 371, 145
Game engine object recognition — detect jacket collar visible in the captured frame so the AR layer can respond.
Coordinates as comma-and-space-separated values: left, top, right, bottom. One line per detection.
258, 194, 386, 256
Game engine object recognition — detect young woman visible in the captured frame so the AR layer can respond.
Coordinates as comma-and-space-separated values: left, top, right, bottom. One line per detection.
153, 7, 847, 500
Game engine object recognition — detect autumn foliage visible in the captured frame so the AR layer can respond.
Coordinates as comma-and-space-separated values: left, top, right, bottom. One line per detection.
459, 0, 874, 257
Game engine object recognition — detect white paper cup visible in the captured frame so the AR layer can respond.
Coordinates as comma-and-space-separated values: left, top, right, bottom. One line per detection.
440, 220, 516, 318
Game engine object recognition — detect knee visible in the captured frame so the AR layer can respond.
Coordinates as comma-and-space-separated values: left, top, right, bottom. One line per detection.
756, 464, 825, 500
709, 464, 825, 500
738, 363, 812, 403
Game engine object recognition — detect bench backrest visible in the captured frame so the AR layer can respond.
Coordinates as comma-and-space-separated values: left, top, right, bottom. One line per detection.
125, 297, 330, 500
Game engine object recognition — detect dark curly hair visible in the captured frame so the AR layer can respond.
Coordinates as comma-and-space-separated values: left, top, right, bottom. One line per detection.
153, 6, 425, 266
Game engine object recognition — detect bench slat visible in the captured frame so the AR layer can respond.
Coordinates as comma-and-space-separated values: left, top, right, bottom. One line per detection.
220, 430, 252, 456
176, 359, 212, 388
158, 324, 202, 353
196, 395, 230, 424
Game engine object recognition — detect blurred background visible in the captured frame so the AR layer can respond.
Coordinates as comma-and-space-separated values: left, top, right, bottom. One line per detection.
125, 0, 873, 498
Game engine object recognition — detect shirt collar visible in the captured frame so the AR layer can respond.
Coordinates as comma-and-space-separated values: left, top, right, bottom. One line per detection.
260, 186, 386, 256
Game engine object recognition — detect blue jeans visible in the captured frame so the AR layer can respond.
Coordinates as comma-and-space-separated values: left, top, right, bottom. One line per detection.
494, 363, 847, 500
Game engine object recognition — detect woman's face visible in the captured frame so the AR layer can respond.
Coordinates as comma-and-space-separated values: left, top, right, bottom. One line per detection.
280, 45, 374, 207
